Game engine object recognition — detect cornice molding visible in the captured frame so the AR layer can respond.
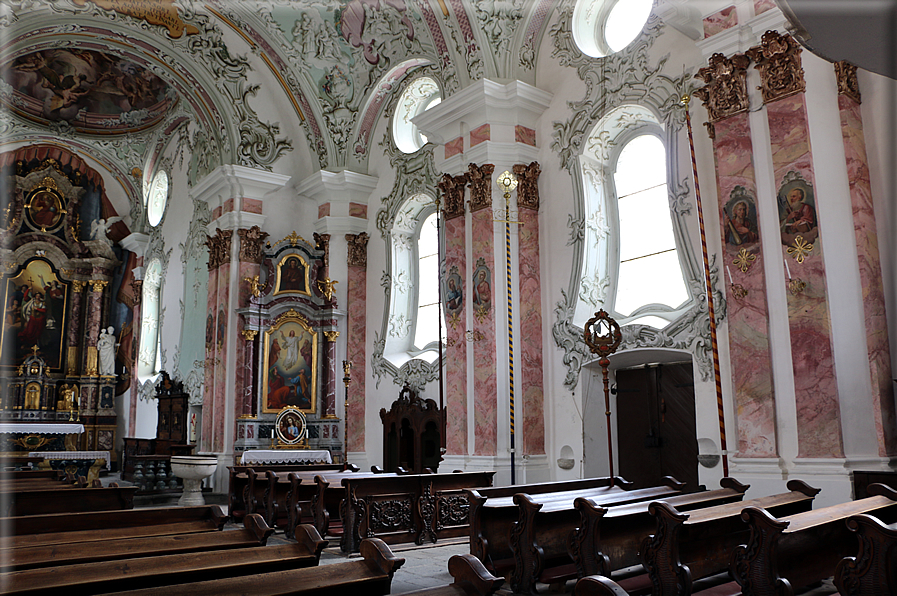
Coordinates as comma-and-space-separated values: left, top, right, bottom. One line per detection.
190, 164, 290, 209
295, 170, 379, 206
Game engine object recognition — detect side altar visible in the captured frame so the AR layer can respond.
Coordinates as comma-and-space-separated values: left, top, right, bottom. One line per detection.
231, 231, 341, 462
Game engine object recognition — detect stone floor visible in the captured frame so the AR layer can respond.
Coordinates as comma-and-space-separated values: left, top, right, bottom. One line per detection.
112, 474, 837, 595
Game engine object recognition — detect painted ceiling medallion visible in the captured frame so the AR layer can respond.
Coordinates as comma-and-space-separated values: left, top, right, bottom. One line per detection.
3, 49, 177, 132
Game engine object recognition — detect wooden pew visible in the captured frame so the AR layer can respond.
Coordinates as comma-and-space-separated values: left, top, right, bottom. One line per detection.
4, 512, 273, 571
99, 536, 405, 596
3, 469, 63, 480
639, 479, 820, 596
2, 524, 328, 595
3, 484, 137, 516
302, 470, 401, 540
4, 505, 227, 549
341, 471, 496, 553
508, 477, 688, 594
400, 554, 504, 596
834, 512, 897, 595
731, 483, 897, 596
227, 462, 352, 521
468, 476, 631, 576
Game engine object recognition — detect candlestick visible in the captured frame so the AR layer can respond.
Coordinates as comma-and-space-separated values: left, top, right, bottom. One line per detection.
726, 265, 734, 285
784, 258, 792, 279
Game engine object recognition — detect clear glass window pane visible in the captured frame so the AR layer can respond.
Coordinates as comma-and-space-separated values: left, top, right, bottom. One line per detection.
414, 303, 440, 349
615, 251, 689, 316
605, 0, 653, 53
417, 213, 438, 257
617, 184, 676, 261
614, 135, 666, 198
418, 253, 439, 305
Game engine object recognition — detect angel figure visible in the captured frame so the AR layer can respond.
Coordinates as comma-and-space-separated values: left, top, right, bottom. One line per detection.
90, 215, 124, 245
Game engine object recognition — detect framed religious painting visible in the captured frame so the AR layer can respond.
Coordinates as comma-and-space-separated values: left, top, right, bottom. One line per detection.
1, 258, 68, 370
273, 254, 310, 296
24, 181, 65, 233
275, 407, 307, 445
262, 309, 317, 414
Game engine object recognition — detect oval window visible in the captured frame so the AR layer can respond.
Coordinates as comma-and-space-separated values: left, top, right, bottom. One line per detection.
393, 77, 442, 154
573, 0, 653, 58
146, 171, 169, 227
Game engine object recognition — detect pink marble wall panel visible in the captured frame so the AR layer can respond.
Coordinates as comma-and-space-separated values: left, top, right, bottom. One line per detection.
470, 124, 490, 147
712, 113, 778, 458
211, 206, 222, 220
838, 94, 896, 455
471, 208, 497, 456
445, 137, 464, 159
242, 198, 263, 214
515, 126, 536, 147
346, 264, 367, 452
767, 94, 843, 458
318, 203, 330, 219
325, 339, 336, 417
349, 202, 368, 219
214, 262, 229, 453
223, 198, 234, 214
235, 261, 258, 419
201, 267, 217, 452
518, 208, 544, 455
704, 6, 738, 38
754, 0, 776, 15
444, 216, 467, 455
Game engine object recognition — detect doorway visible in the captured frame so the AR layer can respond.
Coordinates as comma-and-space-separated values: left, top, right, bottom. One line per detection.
615, 362, 698, 491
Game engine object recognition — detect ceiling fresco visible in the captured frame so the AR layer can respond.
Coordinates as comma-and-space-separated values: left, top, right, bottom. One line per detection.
3, 49, 178, 133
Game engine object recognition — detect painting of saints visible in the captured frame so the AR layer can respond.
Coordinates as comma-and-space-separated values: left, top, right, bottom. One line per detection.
1, 259, 66, 369
473, 267, 491, 309
277, 256, 307, 293
777, 176, 818, 246
724, 195, 759, 246
444, 271, 463, 315
264, 319, 316, 413
27, 189, 63, 231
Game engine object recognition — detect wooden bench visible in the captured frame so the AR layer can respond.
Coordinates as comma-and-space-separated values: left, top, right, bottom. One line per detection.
4, 512, 273, 571
639, 479, 820, 596
3, 484, 137, 516
731, 483, 897, 596
4, 505, 227, 549
2, 523, 328, 595
834, 512, 897, 595
2, 469, 63, 480
99, 536, 405, 596
400, 554, 505, 596
341, 471, 496, 553
468, 476, 630, 576
508, 477, 688, 594
299, 470, 402, 540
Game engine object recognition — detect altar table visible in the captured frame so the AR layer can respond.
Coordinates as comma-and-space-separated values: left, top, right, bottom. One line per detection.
240, 449, 332, 465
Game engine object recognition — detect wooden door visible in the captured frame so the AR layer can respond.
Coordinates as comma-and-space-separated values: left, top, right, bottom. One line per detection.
616, 363, 698, 491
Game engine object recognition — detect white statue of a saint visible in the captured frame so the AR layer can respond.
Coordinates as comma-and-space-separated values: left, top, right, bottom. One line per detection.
97, 326, 117, 376
90, 216, 124, 246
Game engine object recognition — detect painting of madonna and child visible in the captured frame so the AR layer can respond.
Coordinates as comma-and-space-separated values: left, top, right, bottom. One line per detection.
262, 317, 317, 414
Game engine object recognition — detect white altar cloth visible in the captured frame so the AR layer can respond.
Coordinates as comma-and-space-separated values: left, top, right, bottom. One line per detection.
0, 423, 84, 434
240, 449, 332, 465
29, 450, 111, 470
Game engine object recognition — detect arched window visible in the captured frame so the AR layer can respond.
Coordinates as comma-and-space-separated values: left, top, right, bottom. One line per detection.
137, 259, 162, 380
577, 105, 692, 329
393, 77, 442, 154
573, 0, 653, 58
383, 194, 442, 366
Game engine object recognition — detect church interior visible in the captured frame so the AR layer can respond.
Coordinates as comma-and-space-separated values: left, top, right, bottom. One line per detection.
1, 0, 896, 592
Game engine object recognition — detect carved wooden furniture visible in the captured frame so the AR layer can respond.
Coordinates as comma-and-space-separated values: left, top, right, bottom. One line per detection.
3, 524, 327, 596
3, 484, 137, 516
508, 477, 688, 594
638, 480, 819, 596
834, 512, 897, 595
307, 471, 401, 540
380, 384, 446, 473
98, 537, 405, 596
5, 513, 271, 571
226, 462, 349, 522
468, 476, 629, 577
340, 471, 496, 553
731, 483, 897, 596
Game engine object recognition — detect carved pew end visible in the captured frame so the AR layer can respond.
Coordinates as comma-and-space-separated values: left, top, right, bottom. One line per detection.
448, 554, 504, 595
293, 523, 329, 562
359, 537, 406, 576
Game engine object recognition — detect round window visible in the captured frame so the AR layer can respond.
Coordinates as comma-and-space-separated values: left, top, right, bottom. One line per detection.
572, 0, 653, 58
146, 171, 169, 227
393, 77, 441, 154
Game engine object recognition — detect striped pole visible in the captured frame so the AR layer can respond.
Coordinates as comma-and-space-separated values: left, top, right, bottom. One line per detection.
682, 95, 729, 477
496, 171, 519, 485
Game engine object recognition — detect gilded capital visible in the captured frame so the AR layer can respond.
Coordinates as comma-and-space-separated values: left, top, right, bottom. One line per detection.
513, 162, 541, 211
694, 52, 752, 122
467, 163, 495, 213
835, 61, 861, 104
89, 280, 109, 293
237, 225, 269, 264
346, 232, 369, 268
746, 31, 805, 104
438, 173, 468, 220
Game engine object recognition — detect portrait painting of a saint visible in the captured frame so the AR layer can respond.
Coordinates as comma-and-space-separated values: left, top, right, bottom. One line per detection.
263, 310, 317, 413
777, 173, 818, 247
723, 188, 759, 247
444, 268, 463, 317
2, 258, 68, 369
273, 254, 309, 295
25, 187, 64, 233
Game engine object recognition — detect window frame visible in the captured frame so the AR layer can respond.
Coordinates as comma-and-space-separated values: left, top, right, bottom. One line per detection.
392, 76, 442, 155
137, 259, 162, 381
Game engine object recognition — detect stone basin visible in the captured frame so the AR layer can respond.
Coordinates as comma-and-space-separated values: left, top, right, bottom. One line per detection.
170, 455, 217, 506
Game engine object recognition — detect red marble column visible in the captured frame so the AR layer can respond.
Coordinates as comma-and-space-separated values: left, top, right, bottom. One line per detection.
235, 227, 268, 421
695, 54, 778, 458
748, 33, 843, 458
346, 233, 369, 453
468, 163, 497, 456
835, 62, 897, 456
214, 238, 232, 453
439, 173, 468, 456
514, 163, 545, 456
